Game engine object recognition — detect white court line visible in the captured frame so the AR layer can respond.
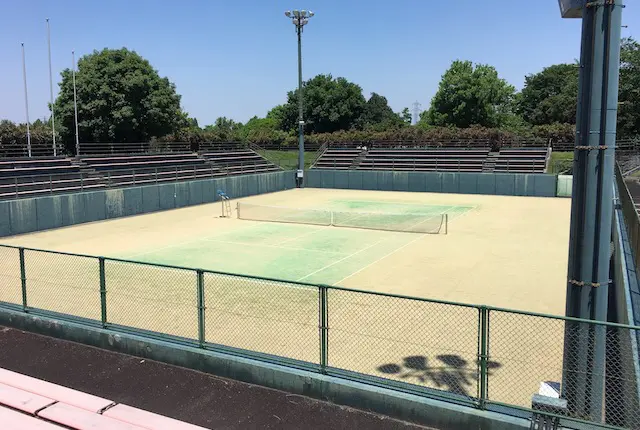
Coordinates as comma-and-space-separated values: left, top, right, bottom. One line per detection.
279, 225, 331, 245
296, 238, 387, 282
332, 233, 428, 286
124, 221, 264, 259
203, 238, 348, 255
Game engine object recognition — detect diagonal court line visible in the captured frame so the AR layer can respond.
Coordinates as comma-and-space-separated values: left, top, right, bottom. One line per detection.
203, 238, 348, 255
278, 225, 331, 245
296, 237, 388, 282
332, 232, 428, 286
124, 221, 264, 259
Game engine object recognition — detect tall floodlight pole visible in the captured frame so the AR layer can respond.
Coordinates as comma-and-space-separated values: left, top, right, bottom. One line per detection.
559, 0, 624, 423
72, 50, 80, 155
46, 18, 56, 156
21, 43, 32, 158
285, 9, 314, 187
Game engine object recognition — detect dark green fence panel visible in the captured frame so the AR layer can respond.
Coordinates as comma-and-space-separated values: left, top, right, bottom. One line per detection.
514, 175, 528, 197
203, 179, 217, 203
334, 171, 349, 189
534, 175, 558, 197
247, 174, 259, 196
306, 170, 321, 188
392, 171, 409, 191
158, 184, 176, 210
477, 174, 496, 195
123, 187, 143, 216
425, 172, 442, 193
0, 201, 10, 236
174, 182, 190, 208
320, 170, 334, 188
59, 194, 87, 227
361, 171, 377, 190
442, 173, 459, 194
187, 180, 204, 206
495, 174, 516, 196
105, 189, 125, 219
8, 199, 37, 234
348, 171, 363, 190
142, 186, 160, 213
35, 196, 62, 231
85, 190, 107, 222
458, 173, 478, 195
407, 172, 426, 192
377, 171, 393, 191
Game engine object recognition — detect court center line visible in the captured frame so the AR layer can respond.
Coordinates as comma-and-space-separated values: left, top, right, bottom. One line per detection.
203, 238, 348, 255
296, 237, 387, 282
332, 232, 429, 286
124, 221, 264, 259
279, 225, 331, 245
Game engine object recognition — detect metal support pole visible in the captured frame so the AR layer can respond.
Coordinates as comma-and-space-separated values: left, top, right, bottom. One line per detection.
296, 25, 305, 187
21, 44, 32, 158
319, 285, 328, 373
197, 270, 206, 348
46, 19, 56, 156
562, 0, 623, 421
99, 257, 107, 327
19, 248, 27, 311
72, 50, 80, 156
478, 306, 489, 409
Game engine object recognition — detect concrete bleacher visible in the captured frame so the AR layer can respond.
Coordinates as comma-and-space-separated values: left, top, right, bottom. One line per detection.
357, 148, 490, 172
0, 157, 105, 200
493, 148, 548, 173
313, 148, 363, 169
0, 367, 206, 429
78, 153, 220, 187
199, 144, 280, 175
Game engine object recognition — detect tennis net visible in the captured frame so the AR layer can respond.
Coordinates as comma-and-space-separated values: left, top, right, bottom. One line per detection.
237, 203, 447, 234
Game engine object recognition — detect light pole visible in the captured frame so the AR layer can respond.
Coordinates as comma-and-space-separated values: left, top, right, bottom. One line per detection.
72, 50, 80, 155
21, 43, 32, 158
285, 9, 314, 187
46, 18, 56, 156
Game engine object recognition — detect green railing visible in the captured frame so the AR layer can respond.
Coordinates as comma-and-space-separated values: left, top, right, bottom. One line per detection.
0, 244, 638, 429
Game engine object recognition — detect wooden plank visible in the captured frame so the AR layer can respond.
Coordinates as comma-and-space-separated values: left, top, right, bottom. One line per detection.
37, 403, 144, 430
0, 405, 64, 430
0, 382, 56, 414
104, 404, 208, 430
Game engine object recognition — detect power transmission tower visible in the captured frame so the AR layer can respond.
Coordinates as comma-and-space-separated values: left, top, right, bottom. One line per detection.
412, 101, 422, 125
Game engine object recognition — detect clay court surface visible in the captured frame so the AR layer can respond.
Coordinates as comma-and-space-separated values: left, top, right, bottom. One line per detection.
0, 188, 571, 408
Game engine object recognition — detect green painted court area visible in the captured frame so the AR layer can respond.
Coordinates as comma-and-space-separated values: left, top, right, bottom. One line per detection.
122, 199, 474, 285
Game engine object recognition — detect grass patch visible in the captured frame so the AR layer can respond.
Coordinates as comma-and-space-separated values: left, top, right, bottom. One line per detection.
261, 150, 316, 170
549, 152, 573, 174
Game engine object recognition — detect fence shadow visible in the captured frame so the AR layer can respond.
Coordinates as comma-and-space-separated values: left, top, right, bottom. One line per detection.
376, 354, 502, 397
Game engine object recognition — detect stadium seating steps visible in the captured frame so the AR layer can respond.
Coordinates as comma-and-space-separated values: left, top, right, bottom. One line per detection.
312, 146, 550, 174
0, 145, 280, 200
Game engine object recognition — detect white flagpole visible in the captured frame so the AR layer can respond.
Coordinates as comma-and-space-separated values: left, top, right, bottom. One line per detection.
46, 18, 56, 156
21, 43, 32, 158
72, 50, 80, 155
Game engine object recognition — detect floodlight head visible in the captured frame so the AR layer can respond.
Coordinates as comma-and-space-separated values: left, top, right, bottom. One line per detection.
558, 0, 586, 18
293, 9, 300, 17
285, 10, 292, 17
308, 11, 314, 17
301, 18, 308, 25
301, 10, 307, 16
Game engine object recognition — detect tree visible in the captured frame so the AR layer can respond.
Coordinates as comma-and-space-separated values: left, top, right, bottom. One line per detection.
280, 74, 366, 134
358, 93, 404, 130
423, 60, 516, 128
517, 64, 579, 125
399, 108, 412, 125
618, 37, 640, 139
53, 48, 185, 151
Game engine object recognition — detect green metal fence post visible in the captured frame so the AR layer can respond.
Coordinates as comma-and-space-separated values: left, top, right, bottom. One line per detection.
99, 257, 107, 327
19, 248, 27, 312
478, 305, 489, 409
319, 285, 328, 373
197, 270, 205, 348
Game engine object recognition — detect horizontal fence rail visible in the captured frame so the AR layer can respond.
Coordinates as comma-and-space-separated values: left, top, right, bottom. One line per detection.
0, 243, 638, 429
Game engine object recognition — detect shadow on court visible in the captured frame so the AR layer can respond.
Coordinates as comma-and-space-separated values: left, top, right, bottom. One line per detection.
377, 354, 502, 398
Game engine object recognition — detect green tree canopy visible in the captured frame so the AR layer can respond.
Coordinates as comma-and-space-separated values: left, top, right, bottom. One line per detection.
358, 93, 404, 131
54, 48, 184, 150
517, 64, 579, 125
280, 74, 366, 134
423, 60, 515, 128
618, 37, 640, 139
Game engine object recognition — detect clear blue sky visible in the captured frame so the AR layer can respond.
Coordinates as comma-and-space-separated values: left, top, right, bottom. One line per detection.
1, 0, 638, 126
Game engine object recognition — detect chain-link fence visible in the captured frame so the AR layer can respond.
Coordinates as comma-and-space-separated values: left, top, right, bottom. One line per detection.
0, 244, 638, 428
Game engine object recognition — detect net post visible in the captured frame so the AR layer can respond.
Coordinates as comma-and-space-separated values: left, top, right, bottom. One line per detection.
330, 211, 334, 226
236, 202, 241, 219
99, 257, 107, 328
196, 269, 206, 348
319, 285, 329, 373
19, 248, 27, 312
445, 213, 448, 235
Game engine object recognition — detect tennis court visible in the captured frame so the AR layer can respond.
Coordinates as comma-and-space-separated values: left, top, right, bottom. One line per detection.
0, 187, 572, 408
